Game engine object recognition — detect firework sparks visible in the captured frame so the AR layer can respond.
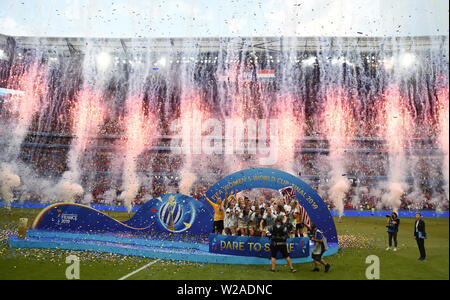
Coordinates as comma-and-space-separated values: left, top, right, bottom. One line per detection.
55, 87, 106, 203
321, 89, 355, 217
437, 88, 449, 204
379, 85, 414, 212
119, 94, 157, 212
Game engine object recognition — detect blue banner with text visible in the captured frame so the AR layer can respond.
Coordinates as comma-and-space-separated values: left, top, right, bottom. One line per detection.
209, 234, 310, 259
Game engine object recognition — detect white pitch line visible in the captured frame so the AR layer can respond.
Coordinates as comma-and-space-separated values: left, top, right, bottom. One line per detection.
118, 258, 161, 280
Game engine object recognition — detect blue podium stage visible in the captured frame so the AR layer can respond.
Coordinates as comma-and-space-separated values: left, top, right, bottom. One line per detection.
7, 168, 349, 264
8, 230, 339, 265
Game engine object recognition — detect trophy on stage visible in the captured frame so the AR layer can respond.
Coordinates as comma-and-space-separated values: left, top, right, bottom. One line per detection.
167, 195, 176, 231
158, 194, 186, 232
18, 218, 28, 239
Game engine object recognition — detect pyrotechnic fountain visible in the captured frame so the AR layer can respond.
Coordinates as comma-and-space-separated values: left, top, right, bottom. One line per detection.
275, 96, 304, 175
177, 92, 206, 195
437, 88, 449, 207
58, 87, 105, 203
378, 85, 414, 212
117, 95, 146, 212
321, 88, 355, 217
0, 60, 49, 207
0, 35, 448, 213
174, 40, 208, 195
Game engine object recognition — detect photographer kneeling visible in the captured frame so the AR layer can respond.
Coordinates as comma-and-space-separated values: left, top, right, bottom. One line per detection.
386, 212, 400, 251
268, 216, 296, 273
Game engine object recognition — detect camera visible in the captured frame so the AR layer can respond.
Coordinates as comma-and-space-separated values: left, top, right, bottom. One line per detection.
386, 215, 395, 230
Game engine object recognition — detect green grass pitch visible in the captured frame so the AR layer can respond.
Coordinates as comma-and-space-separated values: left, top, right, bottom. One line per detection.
0, 207, 448, 280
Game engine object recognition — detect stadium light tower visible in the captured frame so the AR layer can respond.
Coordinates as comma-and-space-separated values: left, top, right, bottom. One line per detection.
399, 52, 416, 68
383, 56, 395, 71
96, 52, 112, 71
157, 56, 167, 67
301, 56, 316, 67
0, 49, 8, 61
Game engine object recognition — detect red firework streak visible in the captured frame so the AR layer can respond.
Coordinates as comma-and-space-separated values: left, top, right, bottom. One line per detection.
279, 186, 311, 229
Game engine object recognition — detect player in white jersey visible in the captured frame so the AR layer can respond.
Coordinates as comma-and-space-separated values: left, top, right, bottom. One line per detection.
260, 207, 276, 237
249, 207, 264, 236
238, 205, 252, 236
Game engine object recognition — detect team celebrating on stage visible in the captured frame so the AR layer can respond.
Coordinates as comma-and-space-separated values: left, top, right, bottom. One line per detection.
204, 189, 309, 238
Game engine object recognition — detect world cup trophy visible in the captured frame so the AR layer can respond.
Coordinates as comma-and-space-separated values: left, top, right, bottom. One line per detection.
167, 195, 177, 231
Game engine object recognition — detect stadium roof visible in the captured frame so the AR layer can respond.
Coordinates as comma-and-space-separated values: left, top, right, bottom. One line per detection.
1, 33, 448, 57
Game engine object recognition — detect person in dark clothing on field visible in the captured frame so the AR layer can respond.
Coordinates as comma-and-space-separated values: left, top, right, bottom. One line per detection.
386, 212, 400, 251
414, 213, 427, 261
268, 216, 296, 273
309, 222, 331, 273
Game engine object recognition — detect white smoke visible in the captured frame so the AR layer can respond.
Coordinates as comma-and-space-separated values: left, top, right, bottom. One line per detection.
119, 177, 140, 213
382, 182, 407, 213
179, 169, 197, 195
0, 163, 21, 208
329, 175, 350, 216
82, 192, 94, 205
406, 184, 423, 210
50, 171, 84, 203
370, 186, 385, 210
352, 185, 368, 210
102, 189, 117, 205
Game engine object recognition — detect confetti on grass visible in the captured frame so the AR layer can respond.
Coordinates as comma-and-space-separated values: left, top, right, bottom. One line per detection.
338, 234, 377, 249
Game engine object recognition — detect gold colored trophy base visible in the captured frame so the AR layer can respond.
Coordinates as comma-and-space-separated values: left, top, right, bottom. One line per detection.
18, 227, 27, 239
18, 218, 28, 239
